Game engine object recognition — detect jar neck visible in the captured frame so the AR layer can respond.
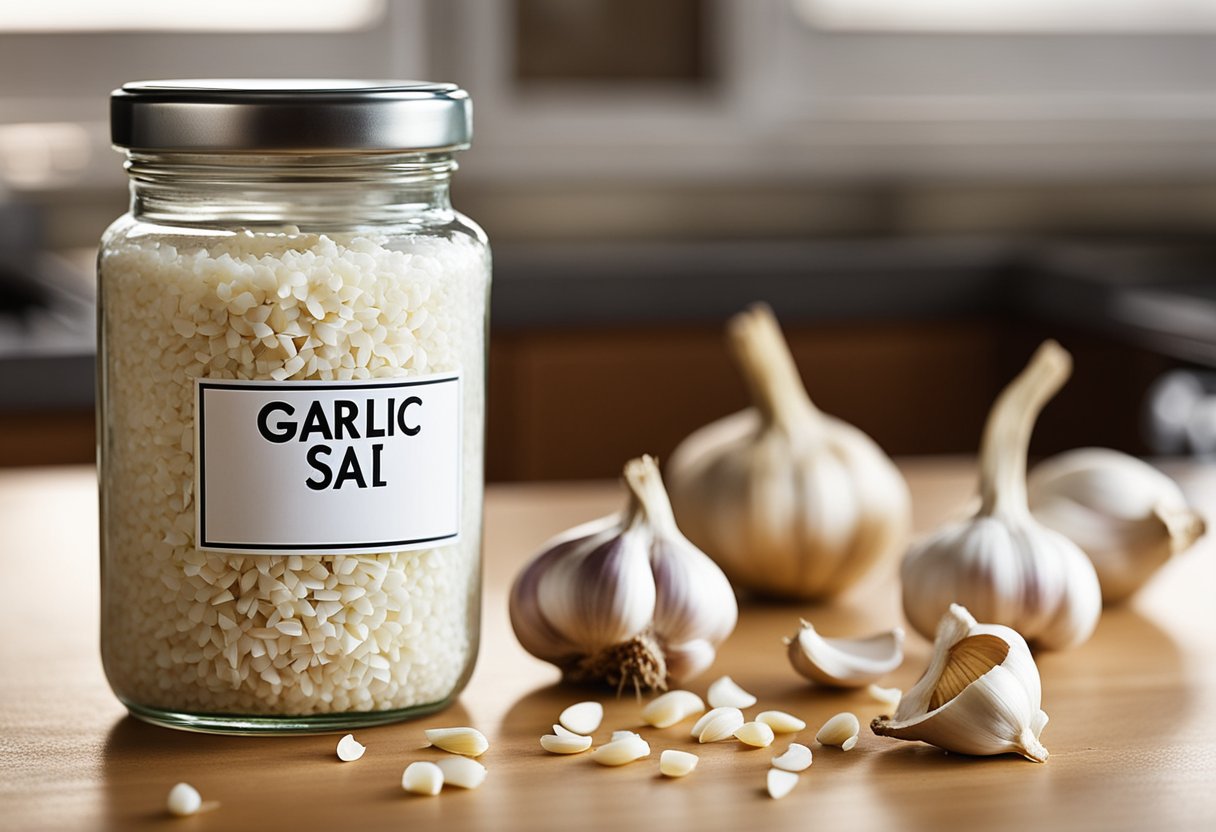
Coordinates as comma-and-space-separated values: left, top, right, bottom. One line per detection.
126, 151, 456, 227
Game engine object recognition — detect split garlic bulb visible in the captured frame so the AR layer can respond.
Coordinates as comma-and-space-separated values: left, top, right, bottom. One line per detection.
900, 341, 1102, 651
509, 455, 738, 691
666, 304, 911, 600
871, 604, 1049, 762
1028, 448, 1206, 604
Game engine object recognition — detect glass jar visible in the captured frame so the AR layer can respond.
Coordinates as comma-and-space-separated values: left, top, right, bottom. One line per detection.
98, 81, 489, 732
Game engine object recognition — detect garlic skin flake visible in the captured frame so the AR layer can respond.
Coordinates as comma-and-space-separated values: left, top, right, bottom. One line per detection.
901, 341, 1102, 651
872, 604, 1049, 763
1028, 448, 1206, 604
509, 455, 738, 690
786, 620, 904, 688
666, 304, 911, 601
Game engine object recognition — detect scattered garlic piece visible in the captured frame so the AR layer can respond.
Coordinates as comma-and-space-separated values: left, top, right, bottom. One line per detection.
767, 769, 799, 800
786, 621, 905, 688
707, 675, 757, 709
436, 757, 487, 790
868, 684, 902, 712
591, 735, 651, 766
552, 724, 580, 738
756, 711, 806, 733
642, 690, 706, 728
690, 706, 739, 738
425, 727, 489, 758
734, 721, 776, 748
611, 730, 641, 742
900, 341, 1102, 651
510, 455, 739, 690
166, 783, 202, 817
871, 604, 1050, 763
816, 712, 860, 749
1028, 447, 1207, 604
697, 708, 746, 743
560, 701, 604, 735
659, 749, 699, 777
335, 733, 365, 762
540, 733, 593, 754
771, 743, 812, 772
402, 761, 444, 796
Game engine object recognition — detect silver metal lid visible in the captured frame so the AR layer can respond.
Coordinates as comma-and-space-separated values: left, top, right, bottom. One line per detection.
111, 79, 472, 153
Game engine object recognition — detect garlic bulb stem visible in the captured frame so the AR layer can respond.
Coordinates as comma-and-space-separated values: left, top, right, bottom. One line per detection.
624, 455, 678, 534
979, 341, 1072, 518
727, 304, 821, 434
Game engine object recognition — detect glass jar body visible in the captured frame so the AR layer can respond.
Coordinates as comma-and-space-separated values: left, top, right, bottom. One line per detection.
97, 152, 489, 732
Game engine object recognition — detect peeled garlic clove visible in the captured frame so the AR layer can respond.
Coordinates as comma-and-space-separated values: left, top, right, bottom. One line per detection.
436, 757, 487, 790
666, 303, 911, 601
815, 712, 860, 748
1029, 448, 1206, 604
166, 783, 202, 817
610, 730, 641, 742
734, 721, 776, 748
767, 768, 799, 800
591, 735, 651, 766
659, 749, 699, 777
335, 733, 365, 762
900, 341, 1102, 651
559, 701, 603, 736
552, 724, 580, 738
697, 708, 746, 743
771, 743, 812, 772
641, 690, 706, 728
510, 456, 738, 690
402, 761, 444, 796
690, 706, 742, 738
871, 604, 1049, 763
541, 733, 593, 754
756, 710, 806, 733
707, 675, 757, 708
425, 727, 489, 758
786, 620, 904, 688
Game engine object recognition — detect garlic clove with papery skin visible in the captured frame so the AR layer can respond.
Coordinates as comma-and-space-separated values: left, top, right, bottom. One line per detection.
785, 620, 904, 688
509, 455, 738, 692
900, 341, 1102, 651
872, 604, 1049, 763
1028, 448, 1206, 604
666, 304, 911, 601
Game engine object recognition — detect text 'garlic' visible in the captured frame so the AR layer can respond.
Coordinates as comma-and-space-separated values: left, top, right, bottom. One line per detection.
510, 455, 738, 690
786, 620, 904, 688
666, 303, 911, 601
1028, 448, 1206, 604
871, 604, 1049, 763
900, 341, 1102, 651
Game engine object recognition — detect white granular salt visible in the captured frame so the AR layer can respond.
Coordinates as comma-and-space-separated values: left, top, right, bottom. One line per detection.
99, 227, 488, 717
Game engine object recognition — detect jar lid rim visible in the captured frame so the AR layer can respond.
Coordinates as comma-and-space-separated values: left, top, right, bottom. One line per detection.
111, 79, 472, 153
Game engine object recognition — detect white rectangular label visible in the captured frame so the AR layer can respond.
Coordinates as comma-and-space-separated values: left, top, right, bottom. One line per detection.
195, 374, 461, 555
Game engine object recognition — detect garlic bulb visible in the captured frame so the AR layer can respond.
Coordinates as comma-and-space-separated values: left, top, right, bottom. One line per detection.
666, 304, 911, 600
509, 455, 738, 691
1028, 448, 1206, 604
900, 341, 1102, 651
872, 604, 1049, 762
785, 620, 904, 688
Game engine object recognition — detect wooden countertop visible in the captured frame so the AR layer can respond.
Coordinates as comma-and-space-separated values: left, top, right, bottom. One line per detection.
2, 460, 1215, 831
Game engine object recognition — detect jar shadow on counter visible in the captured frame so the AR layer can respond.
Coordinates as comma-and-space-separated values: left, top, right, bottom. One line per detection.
99, 702, 472, 828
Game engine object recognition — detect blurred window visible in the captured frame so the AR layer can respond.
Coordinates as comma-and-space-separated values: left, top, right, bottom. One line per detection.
795, 0, 1216, 33
0, 0, 383, 32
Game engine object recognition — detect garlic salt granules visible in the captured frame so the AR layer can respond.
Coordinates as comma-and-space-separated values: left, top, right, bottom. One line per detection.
99, 229, 488, 717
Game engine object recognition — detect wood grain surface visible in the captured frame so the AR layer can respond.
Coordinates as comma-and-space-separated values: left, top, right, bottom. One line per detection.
1, 460, 1214, 832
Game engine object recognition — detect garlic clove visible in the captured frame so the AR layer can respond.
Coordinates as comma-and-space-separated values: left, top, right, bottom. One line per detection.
871, 604, 1049, 763
610, 730, 641, 742
424, 727, 489, 758
402, 762, 444, 796
734, 721, 776, 748
559, 701, 603, 736
552, 724, 580, 738
771, 743, 812, 772
666, 303, 911, 601
659, 749, 699, 777
767, 768, 799, 800
591, 735, 651, 766
641, 690, 706, 728
436, 756, 487, 790
707, 675, 757, 709
690, 706, 741, 738
541, 733, 593, 754
867, 684, 902, 712
756, 710, 806, 733
1028, 448, 1207, 604
335, 733, 365, 762
900, 341, 1103, 651
815, 712, 860, 748
509, 456, 738, 690
785, 620, 904, 688
697, 708, 746, 743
